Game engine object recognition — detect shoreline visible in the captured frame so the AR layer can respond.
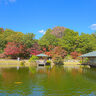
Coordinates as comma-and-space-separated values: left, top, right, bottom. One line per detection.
0, 59, 30, 68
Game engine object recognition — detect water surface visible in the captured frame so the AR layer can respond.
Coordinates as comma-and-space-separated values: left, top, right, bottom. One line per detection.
0, 65, 96, 96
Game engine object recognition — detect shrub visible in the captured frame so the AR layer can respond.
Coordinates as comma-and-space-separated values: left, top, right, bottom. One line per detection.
53, 55, 64, 65
80, 58, 88, 64
46, 60, 51, 66
46, 60, 51, 63
51, 46, 67, 58
0, 50, 3, 54
70, 51, 80, 59
20, 61, 25, 66
64, 55, 72, 60
0, 53, 6, 58
29, 55, 39, 62
4, 42, 28, 59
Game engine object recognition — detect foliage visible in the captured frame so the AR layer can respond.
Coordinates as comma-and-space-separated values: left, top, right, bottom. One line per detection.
4, 42, 28, 58
0, 53, 6, 58
29, 55, 39, 62
27, 43, 42, 55
39, 29, 58, 49
46, 60, 51, 64
0, 28, 36, 53
29, 66, 36, 74
64, 55, 72, 60
58, 29, 79, 53
52, 46, 67, 58
80, 58, 88, 64
46, 60, 51, 66
1, 26, 96, 59
0, 28, 4, 33
46, 46, 67, 58
51, 26, 66, 38
70, 51, 81, 59
27, 48, 42, 56
76, 33, 96, 54
53, 55, 64, 65
0, 49, 3, 54
20, 61, 25, 66
21, 33, 35, 48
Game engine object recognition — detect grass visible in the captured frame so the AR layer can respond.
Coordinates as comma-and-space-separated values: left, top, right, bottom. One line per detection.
64, 62, 81, 65
0, 59, 81, 68
0, 60, 30, 68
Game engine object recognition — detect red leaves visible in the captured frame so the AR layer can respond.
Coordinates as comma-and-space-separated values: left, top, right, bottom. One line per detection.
70, 51, 81, 59
45, 52, 52, 56
27, 43, 42, 55
0, 28, 4, 33
51, 27, 66, 38
27, 48, 42, 56
42, 48, 46, 52
0, 53, 6, 58
52, 46, 67, 58
45, 46, 67, 58
4, 42, 20, 56
4, 42, 43, 58
4, 42, 27, 58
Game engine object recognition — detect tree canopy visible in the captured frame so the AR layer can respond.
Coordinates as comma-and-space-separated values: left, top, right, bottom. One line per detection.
0, 26, 96, 59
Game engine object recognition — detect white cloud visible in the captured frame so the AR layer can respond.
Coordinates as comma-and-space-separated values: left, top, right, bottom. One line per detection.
89, 24, 96, 31
38, 29, 45, 34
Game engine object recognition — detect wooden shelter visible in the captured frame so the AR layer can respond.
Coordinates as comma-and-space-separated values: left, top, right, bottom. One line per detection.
36, 53, 49, 67
80, 51, 96, 67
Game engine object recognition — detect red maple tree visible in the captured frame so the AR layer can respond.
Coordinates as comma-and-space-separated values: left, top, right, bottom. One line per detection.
4, 42, 28, 58
70, 51, 81, 59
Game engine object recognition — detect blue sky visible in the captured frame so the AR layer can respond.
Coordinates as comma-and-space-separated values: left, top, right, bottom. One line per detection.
0, 0, 96, 39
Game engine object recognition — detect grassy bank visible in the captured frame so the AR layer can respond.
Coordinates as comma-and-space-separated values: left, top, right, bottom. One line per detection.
64, 62, 81, 65
0, 59, 30, 68
0, 59, 81, 68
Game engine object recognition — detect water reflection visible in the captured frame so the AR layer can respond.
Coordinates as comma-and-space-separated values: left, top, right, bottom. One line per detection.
0, 65, 96, 96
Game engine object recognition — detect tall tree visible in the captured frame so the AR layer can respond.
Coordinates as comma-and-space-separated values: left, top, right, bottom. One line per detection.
76, 33, 96, 53
58, 29, 79, 53
39, 29, 58, 49
21, 33, 35, 48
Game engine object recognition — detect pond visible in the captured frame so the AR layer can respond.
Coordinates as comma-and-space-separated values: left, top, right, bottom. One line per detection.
0, 65, 96, 96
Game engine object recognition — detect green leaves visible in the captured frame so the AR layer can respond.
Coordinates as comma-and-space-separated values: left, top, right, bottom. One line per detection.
39, 27, 96, 54
21, 33, 35, 48
39, 29, 58, 49
58, 29, 79, 53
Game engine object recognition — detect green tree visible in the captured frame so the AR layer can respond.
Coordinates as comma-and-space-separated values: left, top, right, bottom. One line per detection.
39, 29, 58, 49
21, 33, 35, 48
76, 33, 95, 53
58, 29, 79, 53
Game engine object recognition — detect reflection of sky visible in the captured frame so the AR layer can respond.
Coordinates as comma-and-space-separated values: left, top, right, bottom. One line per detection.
31, 87, 45, 96
0, 67, 96, 95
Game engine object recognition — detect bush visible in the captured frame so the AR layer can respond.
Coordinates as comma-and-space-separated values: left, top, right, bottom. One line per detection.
46, 60, 51, 66
0, 53, 6, 58
53, 55, 64, 65
29, 55, 39, 62
20, 61, 25, 66
80, 58, 88, 64
0, 50, 3, 54
64, 55, 72, 60
70, 51, 80, 59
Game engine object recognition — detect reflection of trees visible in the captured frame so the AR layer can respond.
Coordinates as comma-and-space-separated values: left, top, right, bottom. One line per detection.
83, 68, 96, 82
0, 66, 96, 95
1, 67, 32, 95
33, 66, 96, 96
